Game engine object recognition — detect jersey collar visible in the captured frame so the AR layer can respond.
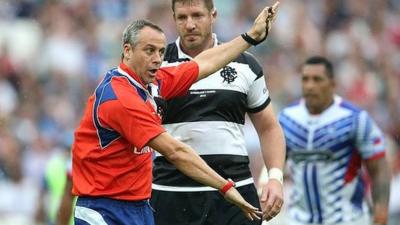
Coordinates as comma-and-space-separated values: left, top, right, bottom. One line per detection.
117, 63, 158, 111
175, 33, 219, 59
118, 62, 148, 89
301, 95, 342, 115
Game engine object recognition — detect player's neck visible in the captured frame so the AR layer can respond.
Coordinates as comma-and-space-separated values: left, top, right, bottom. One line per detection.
181, 36, 214, 58
307, 98, 334, 115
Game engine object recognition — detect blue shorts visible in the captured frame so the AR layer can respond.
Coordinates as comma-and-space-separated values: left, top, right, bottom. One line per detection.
74, 197, 155, 225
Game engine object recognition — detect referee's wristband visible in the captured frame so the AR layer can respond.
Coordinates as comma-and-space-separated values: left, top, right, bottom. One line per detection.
220, 178, 236, 195
241, 32, 267, 46
268, 168, 283, 185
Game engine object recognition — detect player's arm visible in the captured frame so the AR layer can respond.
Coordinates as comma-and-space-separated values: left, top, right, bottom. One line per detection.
56, 177, 74, 225
365, 157, 391, 225
193, 2, 279, 81
249, 104, 286, 221
148, 132, 262, 221
356, 111, 391, 225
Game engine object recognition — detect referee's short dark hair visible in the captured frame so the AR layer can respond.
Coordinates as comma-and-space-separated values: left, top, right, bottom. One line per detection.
122, 19, 164, 47
171, 0, 214, 13
304, 56, 334, 79
121, 20, 164, 60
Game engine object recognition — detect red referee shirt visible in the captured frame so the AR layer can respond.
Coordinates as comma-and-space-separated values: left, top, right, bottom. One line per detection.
72, 61, 198, 200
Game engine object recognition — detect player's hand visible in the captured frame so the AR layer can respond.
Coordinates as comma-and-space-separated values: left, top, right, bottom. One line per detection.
247, 1, 280, 42
223, 187, 263, 221
260, 179, 284, 221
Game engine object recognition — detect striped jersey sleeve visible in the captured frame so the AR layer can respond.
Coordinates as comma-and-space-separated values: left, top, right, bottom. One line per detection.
242, 52, 270, 113
355, 111, 385, 160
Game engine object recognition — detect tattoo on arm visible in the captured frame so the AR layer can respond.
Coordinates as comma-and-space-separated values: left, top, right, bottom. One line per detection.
366, 158, 391, 223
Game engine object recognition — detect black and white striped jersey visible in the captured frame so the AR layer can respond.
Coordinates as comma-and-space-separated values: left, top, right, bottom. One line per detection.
152, 35, 271, 191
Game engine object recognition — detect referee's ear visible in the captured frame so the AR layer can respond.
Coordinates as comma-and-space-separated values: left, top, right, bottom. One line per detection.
211, 8, 217, 24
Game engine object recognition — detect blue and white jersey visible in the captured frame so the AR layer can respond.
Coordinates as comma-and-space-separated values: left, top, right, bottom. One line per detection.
279, 96, 385, 224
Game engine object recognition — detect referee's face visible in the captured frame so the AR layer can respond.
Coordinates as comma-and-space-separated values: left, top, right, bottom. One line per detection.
301, 64, 335, 114
173, 0, 216, 53
124, 27, 166, 85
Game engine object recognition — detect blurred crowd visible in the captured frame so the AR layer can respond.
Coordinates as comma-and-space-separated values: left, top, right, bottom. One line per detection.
0, 0, 399, 224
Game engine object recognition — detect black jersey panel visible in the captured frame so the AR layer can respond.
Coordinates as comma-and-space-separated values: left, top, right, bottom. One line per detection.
153, 155, 251, 187
162, 89, 247, 124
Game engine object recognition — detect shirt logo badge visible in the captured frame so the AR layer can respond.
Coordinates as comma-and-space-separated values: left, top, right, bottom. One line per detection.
133, 146, 153, 154
220, 66, 237, 84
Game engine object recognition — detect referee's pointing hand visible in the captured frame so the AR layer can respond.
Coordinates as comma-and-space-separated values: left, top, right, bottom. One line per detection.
245, 1, 280, 44
224, 187, 263, 221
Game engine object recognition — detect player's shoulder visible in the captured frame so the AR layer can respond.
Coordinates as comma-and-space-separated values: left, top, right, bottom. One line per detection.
237, 51, 260, 64
165, 42, 177, 52
233, 51, 263, 78
164, 42, 180, 63
337, 98, 363, 114
279, 100, 302, 120
163, 42, 191, 66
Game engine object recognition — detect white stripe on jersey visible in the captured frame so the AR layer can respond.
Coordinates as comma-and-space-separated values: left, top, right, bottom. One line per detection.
154, 121, 248, 157
161, 61, 269, 108
152, 177, 254, 191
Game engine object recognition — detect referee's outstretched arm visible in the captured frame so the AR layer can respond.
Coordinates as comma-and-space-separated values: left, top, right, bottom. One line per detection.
193, 2, 279, 82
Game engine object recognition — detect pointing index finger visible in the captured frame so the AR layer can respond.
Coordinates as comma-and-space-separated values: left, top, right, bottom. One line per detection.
268, 1, 280, 18
272, 1, 280, 10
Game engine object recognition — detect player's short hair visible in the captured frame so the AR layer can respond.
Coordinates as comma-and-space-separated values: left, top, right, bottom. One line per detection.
122, 19, 164, 47
171, 0, 214, 13
304, 56, 334, 79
